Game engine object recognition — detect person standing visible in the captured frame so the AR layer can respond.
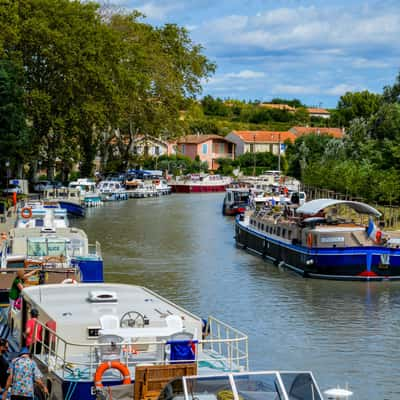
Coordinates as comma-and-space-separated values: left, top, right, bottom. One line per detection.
25, 309, 42, 354
0, 339, 9, 394
9, 270, 39, 310
2, 347, 48, 400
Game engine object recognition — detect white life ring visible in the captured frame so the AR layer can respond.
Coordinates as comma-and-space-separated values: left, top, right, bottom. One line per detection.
61, 278, 78, 285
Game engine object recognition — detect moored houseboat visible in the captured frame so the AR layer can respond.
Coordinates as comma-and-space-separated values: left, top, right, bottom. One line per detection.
170, 174, 231, 193
222, 188, 250, 215
2, 283, 248, 400
0, 202, 103, 305
235, 198, 400, 280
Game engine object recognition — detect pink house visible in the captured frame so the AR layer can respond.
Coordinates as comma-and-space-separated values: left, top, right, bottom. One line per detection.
176, 134, 235, 170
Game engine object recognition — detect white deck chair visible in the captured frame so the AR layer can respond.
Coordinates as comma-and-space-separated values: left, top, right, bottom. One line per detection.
99, 314, 120, 330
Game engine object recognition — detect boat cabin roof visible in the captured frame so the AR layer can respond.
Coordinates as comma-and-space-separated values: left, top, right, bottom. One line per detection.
296, 198, 381, 217
22, 283, 201, 327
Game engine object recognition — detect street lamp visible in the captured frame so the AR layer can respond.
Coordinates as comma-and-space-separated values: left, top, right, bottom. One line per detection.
278, 132, 281, 173
5, 160, 10, 190
253, 134, 256, 176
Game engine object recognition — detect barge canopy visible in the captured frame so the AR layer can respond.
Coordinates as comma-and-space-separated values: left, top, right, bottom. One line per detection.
296, 199, 381, 217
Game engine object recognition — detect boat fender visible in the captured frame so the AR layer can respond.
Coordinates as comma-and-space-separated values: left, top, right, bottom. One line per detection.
376, 230, 382, 244
21, 207, 32, 219
61, 278, 78, 285
307, 233, 313, 248
94, 361, 131, 388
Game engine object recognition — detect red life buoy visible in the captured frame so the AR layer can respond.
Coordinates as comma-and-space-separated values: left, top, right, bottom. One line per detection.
94, 361, 131, 388
376, 230, 382, 244
21, 207, 32, 219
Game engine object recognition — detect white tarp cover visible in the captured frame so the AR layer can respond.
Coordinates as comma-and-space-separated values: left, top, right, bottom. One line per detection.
296, 198, 381, 217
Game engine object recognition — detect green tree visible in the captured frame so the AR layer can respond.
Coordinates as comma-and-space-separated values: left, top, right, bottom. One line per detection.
336, 90, 382, 126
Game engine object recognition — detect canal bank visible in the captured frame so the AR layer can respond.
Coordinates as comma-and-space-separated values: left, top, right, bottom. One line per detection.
74, 193, 400, 399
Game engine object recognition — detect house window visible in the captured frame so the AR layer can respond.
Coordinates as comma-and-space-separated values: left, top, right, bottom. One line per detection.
219, 143, 225, 153
250, 144, 255, 153
181, 144, 185, 153
202, 143, 208, 154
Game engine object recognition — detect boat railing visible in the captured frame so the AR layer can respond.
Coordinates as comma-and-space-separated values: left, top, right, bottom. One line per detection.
87, 241, 102, 258
30, 316, 248, 379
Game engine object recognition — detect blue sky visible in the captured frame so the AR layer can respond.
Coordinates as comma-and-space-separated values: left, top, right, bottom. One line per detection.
114, 0, 400, 108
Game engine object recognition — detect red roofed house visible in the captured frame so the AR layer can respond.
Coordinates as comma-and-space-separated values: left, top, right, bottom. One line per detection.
175, 134, 235, 170
226, 130, 296, 157
307, 107, 331, 119
289, 126, 344, 139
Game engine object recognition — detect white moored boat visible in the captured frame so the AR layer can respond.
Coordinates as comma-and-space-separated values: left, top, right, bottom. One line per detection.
3, 283, 248, 400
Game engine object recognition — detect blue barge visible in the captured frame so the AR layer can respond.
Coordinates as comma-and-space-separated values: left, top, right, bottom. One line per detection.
235, 199, 400, 280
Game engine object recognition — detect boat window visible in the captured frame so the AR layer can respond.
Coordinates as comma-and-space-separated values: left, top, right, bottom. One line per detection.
234, 374, 284, 400
282, 229, 286, 238
269, 226, 273, 233
276, 227, 281, 236
261, 224, 264, 231
279, 372, 322, 400
257, 222, 261, 229
288, 231, 292, 240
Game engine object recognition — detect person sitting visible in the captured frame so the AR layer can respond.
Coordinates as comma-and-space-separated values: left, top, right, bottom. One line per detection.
25, 309, 43, 355
9, 269, 40, 312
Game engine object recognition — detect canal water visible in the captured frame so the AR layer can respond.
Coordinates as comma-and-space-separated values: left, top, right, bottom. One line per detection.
75, 193, 400, 399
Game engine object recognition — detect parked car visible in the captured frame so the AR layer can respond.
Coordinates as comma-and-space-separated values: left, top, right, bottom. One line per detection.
3, 184, 23, 195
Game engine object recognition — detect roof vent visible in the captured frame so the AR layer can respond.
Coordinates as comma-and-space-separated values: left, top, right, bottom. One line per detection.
41, 227, 56, 234
88, 291, 118, 303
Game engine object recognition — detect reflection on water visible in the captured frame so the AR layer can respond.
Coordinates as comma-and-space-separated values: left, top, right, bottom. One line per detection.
74, 194, 400, 399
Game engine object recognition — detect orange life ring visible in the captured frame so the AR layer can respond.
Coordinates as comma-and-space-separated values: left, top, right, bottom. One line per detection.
21, 207, 32, 219
307, 233, 313, 248
94, 361, 131, 388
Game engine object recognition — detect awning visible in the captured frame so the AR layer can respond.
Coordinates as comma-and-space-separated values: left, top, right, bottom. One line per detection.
296, 198, 381, 217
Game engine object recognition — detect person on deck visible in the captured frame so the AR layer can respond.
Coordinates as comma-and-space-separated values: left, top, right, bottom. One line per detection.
9, 270, 40, 310
2, 347, 48, 400
25, 309, 42, 355
0, 339, 9, 394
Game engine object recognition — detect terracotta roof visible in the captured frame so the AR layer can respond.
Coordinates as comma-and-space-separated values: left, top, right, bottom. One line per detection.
177, 134, 228, 144
290, 126, 344, 139
307, 107, 330, 115
259, 103, 295, 112
230, 130, 296, 143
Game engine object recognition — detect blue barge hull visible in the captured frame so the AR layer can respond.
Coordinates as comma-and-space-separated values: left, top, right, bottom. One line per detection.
235, 217, 400, 281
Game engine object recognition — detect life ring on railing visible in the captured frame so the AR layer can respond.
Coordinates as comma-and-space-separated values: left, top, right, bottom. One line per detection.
21, 207, 32, 219
61, 278, 78, 285
94, 361, 131, 388
307, 233, 313, 248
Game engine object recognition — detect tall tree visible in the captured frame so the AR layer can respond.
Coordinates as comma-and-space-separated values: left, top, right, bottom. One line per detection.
0, 60, 29, 178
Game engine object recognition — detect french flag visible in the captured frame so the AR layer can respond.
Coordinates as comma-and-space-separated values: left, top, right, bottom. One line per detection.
367, 218, 378, 242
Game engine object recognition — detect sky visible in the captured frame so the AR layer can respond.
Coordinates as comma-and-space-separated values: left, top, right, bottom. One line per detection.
112, 0, 400, 108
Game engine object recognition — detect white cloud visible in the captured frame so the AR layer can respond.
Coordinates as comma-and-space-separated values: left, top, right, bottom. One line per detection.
325, 84, 360, 96
137, 2, 177, 20
272, 84, 321, 95
206, 69, 265, 85
227, 70, 265, 79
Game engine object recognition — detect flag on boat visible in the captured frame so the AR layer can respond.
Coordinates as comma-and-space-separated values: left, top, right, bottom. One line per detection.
367, 218, 380, 243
